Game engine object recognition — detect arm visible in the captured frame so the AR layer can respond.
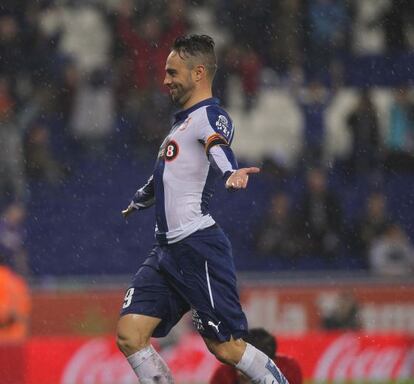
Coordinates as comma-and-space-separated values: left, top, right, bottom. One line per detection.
121, 175, 155, 218
203, 107, 260, 190
207, 137, 259, 190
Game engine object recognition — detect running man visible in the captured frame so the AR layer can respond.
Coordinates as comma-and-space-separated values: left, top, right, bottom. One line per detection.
117, 34, 288, 384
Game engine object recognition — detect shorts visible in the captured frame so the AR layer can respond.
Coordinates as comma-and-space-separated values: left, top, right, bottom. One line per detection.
120, 225, 248, 341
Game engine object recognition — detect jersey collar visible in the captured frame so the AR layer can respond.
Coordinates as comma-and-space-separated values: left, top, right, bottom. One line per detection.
174, 97, 220, 123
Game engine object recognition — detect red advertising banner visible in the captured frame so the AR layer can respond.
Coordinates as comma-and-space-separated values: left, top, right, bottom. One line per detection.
1, 332, 412, 383
30, 283, 414, 337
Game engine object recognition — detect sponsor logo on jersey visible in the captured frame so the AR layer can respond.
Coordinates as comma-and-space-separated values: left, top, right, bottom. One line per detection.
162, 140, 179, 161
207, 320, 221, 333
215, 115, 230, 139
192, 309, 204, 331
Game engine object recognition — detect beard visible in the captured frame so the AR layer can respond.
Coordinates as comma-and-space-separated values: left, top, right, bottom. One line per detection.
169, 81, 194, 107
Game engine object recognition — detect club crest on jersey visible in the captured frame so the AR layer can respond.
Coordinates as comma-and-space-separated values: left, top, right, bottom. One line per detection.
162, 140, 179, 161
215, 115, 230, 139
179, 117, 192, 131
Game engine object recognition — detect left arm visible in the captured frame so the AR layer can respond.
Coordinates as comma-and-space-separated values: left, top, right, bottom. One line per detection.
202, 107, 260, 190
207, 141, 259, 189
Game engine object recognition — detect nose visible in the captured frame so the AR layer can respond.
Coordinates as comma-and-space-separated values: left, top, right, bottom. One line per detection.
164, 75, 171, 87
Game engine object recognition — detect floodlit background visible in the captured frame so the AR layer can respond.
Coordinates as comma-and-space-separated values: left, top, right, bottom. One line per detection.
0, 0, 413, 383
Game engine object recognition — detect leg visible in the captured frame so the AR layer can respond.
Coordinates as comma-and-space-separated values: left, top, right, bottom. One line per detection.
116, 313, 174, 383
204, 337, 289, 384
116, 247, 190, 383
204, 336, 247, 366
116, 313, 161, 356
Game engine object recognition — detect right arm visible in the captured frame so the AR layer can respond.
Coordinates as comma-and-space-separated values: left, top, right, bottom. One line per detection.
121, 175, 155, 218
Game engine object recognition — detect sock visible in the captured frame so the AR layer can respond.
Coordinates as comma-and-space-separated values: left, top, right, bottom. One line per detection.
126, 345, 174, 383
236, 343, 289, 384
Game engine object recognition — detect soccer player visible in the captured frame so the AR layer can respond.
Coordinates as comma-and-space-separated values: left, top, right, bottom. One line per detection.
210, 328, 303, 384
116, 34, 288, 384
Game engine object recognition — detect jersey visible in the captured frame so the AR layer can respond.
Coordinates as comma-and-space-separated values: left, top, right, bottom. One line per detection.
130, 97, 237, 244
0, 266, 30, 342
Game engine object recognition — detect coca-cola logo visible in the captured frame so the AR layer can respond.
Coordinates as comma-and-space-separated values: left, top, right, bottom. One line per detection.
314, 334, 414, 381
60, 335, 219, 383
61, 339, 135, 384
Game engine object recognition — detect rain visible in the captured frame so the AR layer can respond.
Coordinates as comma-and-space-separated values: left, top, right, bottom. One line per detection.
0, 1, 413, 383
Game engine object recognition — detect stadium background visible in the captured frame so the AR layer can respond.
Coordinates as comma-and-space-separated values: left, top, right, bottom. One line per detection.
0, 0, 413, 383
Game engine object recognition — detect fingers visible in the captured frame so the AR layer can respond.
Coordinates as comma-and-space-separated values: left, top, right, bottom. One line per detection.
225, 166, 259, 189
226, 175, 248, 189
244, 167, 261, 174
121, 206, 134, 218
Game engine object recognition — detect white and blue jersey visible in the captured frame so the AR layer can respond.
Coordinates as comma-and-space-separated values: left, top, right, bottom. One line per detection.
130, 97, 238, 245
122, 97, 250, 342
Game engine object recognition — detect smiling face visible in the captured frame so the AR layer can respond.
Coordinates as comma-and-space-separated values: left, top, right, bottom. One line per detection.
164, 50, 197, 108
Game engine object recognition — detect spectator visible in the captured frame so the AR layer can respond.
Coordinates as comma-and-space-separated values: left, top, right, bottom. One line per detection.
384, 87, 414, 172
70, 68, 115, 156
214, 43, 262, 112
38, 1, 112, 75
255, 192, 299, 261
268, 0, 302, 75
352, 191, 392, 265
0, 14, 25, 83
210, 328, 303, 384
215, 0, 273, 65
0, 202, 28, 276
292, 79, 333, 167
0, 251, 30, 343
345, 89, 381, 174
320, 291, 361, 331
295, 167, 342, 261
381, 0, 411, 53
115, 4, 187, 94
24, 122, 66, 184
369, 223, 414, 276
350, 0, 389, 55
0, 76, 26, 202
303, 0, 350, 81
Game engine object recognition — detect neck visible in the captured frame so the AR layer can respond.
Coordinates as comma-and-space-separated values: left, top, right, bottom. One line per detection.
182, 88, 213, 110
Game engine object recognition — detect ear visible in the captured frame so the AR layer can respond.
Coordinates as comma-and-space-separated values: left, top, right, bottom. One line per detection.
194, 64, 206, 82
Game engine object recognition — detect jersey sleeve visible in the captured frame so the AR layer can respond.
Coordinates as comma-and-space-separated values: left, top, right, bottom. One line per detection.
129, 175, 155, 210
200, 106, 238, 179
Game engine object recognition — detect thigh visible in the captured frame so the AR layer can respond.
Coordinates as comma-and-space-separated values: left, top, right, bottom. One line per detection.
160, 227, 248, 342
120, 246, 190, 338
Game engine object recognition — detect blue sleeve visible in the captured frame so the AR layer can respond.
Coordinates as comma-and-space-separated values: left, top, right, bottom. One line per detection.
203, 106, 238, 179
201, 106, 235, 151
130, 175, 155, 210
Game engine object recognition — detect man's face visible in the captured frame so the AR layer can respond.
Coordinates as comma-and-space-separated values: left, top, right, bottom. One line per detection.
164, 50, 196, 107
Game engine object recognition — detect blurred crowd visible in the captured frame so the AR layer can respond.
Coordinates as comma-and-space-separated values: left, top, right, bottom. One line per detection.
0, 0, 414, 280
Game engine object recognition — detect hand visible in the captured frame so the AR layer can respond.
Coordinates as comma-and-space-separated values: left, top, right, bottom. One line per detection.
225, 167, 260, 190
121, 205, 136, 218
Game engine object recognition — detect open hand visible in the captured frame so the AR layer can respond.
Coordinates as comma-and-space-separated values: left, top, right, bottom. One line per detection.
225, 167, 260, 190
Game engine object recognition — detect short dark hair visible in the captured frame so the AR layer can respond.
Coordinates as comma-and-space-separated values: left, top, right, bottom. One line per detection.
172, 34, 217, 78
244, 328, 277, 359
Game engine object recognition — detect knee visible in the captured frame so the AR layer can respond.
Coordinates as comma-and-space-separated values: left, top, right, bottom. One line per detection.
116, 319, 150, 356
206, 338, 246, 366
211, 344, 235, 366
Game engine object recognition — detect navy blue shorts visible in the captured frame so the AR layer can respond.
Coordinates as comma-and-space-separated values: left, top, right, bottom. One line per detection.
120, 225, 248, 341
